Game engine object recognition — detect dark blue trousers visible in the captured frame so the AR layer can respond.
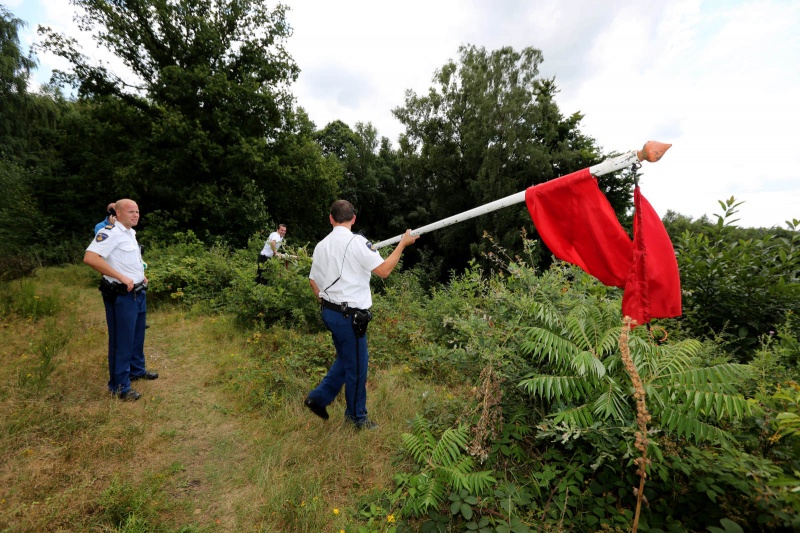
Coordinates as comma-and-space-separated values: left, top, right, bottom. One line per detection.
308, 307, 369, 423
103, 290, 147, 394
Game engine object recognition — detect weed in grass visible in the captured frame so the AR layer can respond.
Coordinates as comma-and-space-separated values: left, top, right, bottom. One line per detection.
93, 475, 161, 529
160, 428, 179, 439
0, 279, 62, 319
17, 317, 73, 392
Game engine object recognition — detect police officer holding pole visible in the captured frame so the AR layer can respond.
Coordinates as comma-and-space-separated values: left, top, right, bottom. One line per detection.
304, 200, 419, 429
84, 198, 158, 401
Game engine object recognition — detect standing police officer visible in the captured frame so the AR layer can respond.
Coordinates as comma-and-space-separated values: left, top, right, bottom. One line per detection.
84, 199, 158, 401
94, 202, 116, 235
304, 200, 418, 429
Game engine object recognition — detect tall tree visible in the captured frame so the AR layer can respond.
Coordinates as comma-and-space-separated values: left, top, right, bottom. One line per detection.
38, 0, 332, 245
0, 6, 37, 161
312, 120, 392, 238
393, 45, 616, 277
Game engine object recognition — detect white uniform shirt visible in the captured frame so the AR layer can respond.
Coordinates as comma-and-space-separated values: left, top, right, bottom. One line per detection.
86, 223, 146, 284
309, 226, 384, 309
260, 231, 284, 257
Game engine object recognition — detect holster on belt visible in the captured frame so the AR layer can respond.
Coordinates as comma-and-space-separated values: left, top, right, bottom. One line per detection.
99, 279, 147, 298
321, 299, 373, 337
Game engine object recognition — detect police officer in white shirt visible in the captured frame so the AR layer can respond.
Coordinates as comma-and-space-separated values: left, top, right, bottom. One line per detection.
304, 200, 418, 429
84, 199, 158, 401
256, 224, 286, 284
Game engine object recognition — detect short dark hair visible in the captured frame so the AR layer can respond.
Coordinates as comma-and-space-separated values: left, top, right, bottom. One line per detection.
330, 200, 355, 223
278, 224, 286, 229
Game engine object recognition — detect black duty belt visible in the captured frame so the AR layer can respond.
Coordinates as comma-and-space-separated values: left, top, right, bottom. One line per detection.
321, 299, 352, 314
100, 279, 147, 296
321, 299, 373, 336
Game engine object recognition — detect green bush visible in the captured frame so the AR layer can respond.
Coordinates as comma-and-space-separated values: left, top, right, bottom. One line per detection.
675, 198, 800, 359
144, 231, 236, 309
223, 246, 321, 330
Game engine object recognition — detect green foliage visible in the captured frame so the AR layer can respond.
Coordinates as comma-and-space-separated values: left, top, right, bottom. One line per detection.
397, 415, 496, 517
0, 160, 49, 280
519, 297, 758, 444
707, 518, 745, 533
224, 244, 320, 330
0, 278, 63, 319
145, 231, 235, 309
771, 383, 800, 441
142, 230, 321, 328
0, 6, 37, 161
35, 0, 339, 246
674, 197, 800, 359
393, 44, 610, 279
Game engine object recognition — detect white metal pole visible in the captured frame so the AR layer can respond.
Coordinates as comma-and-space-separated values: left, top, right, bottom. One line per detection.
372, 141, 669, 250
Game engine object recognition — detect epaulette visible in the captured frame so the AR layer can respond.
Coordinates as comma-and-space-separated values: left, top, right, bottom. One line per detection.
104, 224, 114, 230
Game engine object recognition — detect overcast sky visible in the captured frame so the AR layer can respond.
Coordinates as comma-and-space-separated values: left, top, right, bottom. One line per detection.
10, 0, 800, 229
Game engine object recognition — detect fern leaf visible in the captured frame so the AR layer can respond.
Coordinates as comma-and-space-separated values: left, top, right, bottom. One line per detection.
519, 374, 591, 402
592, 384, 629, 422
460, 471, 497, 495
401, 432, 429, 463
436, 456, 475, 490
665, 364, 753, 392
551, 403, 595, 428
598, 328, 621, 358
656, 405, 733, 444
520, 327, 579, 367
430, 426, 468, 467
415, 473, 446, 513
530, 300, 563, 330
678, 389, 758, 420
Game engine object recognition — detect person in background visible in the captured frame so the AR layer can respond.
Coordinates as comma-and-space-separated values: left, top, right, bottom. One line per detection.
304, 200, 418, 429
94, 203, 116, 235
256, 223, 287, 284
83, 199, 158, 401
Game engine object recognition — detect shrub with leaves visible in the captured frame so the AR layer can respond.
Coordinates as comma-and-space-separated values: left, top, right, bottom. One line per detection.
518, 297, 759, 444
145, 231, 236, 308
675, 197, 800, 359
223, 245, 321, 330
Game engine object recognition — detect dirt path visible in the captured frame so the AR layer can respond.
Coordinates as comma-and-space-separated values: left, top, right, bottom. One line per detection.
2, 276, 428, 532
0, 285, 264, 531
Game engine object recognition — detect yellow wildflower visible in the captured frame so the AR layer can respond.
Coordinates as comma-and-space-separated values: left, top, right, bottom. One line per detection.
333, 508, 339, 515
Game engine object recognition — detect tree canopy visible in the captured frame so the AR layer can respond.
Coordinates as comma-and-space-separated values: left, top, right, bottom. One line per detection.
392, 45, 614, 277
37, 0, 336, 245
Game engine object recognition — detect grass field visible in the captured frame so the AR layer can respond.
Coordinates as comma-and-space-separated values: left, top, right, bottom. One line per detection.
0, 266, 458, 532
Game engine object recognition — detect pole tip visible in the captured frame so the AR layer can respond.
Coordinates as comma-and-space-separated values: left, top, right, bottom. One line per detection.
636, 141, 672, 163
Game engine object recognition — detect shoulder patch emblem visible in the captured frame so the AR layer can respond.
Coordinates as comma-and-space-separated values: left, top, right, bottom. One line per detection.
96, 232, 109, 242
365, 241, 376, 252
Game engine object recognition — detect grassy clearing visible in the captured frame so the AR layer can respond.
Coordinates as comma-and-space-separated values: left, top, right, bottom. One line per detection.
0, 267, 459, 531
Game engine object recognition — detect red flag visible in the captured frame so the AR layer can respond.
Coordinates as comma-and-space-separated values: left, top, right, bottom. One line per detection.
524, 168, 681, 324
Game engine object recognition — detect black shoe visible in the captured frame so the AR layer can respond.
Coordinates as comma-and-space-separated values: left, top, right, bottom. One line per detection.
304, 397, 329, 420
355, 419, 378, 431
145, 324, 150, 329
131, 370, 158, 381
114, 389, 141, 401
